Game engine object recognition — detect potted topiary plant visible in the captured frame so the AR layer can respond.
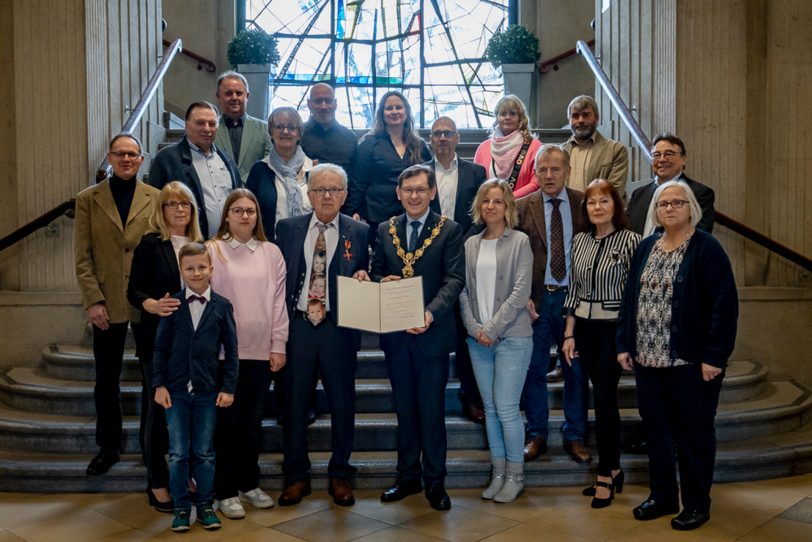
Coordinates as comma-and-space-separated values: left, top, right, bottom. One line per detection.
485, 24, 541, 115
227, 29, 280, 120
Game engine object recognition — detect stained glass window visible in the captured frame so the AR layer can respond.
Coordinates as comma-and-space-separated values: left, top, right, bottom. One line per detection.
245, 0, 510, 129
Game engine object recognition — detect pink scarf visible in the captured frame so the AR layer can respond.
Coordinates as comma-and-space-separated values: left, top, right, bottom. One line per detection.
489, 130, 525, 180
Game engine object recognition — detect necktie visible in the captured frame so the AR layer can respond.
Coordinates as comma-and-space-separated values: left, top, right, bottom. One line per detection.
550, 198, 566, 282
187, 295, 206, 304
408, 221, 420, 253
308, 223, 327, 304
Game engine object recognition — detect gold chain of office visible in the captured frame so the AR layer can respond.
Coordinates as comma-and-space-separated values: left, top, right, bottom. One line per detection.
388, 216, 447, 278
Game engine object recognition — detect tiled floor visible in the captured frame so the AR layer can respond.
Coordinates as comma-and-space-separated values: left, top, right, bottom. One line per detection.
1, 475, 812, 541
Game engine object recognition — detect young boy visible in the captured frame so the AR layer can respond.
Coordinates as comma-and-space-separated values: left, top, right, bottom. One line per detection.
152, 243, 239, 532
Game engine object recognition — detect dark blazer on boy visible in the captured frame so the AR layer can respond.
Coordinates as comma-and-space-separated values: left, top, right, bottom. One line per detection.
152, 290, 239, 395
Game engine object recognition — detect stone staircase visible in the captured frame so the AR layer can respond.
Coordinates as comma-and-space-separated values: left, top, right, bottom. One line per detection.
1, 332, 811, 492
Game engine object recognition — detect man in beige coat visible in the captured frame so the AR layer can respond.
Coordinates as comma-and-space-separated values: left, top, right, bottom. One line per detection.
562, 95, 628, 196
74, 133, 159, 475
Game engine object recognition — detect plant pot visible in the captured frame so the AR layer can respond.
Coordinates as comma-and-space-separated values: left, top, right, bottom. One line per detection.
238, 63, 276, 121
501, 63, 536, 114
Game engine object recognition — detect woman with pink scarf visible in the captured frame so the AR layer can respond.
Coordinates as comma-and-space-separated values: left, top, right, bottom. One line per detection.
474, 95, 542, 197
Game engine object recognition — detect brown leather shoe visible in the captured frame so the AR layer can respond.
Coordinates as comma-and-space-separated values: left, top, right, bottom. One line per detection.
563, 440, 593, 463
523, 436, 548, 462
328, 477, 355, 506
462, 401, 485, 424
278, 480, 312, 506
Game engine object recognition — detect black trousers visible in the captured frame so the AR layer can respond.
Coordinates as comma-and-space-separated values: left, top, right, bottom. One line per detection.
574, 318, 622, 476
214, 359, 271, 498
283, 314, 357, 482
454, 303, 482, 408
385, 338, 449, 486
634, 362, 724, 513
92, 322, 129, 452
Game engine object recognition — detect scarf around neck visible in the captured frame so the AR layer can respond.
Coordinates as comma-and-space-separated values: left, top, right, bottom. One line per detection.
266, 146, 306, 218
489, 129, 526, 180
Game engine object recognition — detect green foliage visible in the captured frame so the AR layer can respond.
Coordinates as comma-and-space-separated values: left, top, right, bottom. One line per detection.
485, 24, 541, 68
227, 29, 280, 66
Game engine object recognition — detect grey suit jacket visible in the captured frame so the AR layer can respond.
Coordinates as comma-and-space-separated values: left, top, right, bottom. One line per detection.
214, 114, 272, 182
459, 228, 534, 340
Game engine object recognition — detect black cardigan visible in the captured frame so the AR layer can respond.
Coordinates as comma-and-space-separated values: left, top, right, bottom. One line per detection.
616, 230, 738, 369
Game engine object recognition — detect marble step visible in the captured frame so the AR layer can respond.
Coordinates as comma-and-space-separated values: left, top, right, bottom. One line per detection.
2, 422, 811, 493
6, 360, 768, 417
0, 378, 807, 455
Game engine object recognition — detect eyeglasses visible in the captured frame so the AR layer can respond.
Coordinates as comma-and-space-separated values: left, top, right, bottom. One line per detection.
656, 199, 689, 210
229, 207, 257, 216
109, 151, 142, 160
431, 130, 456, 139
309, 187, 346, 197
400, 187, 430, 196
651, 151, 681, 160
272, 124, 299, 133
163, 201, 192, 210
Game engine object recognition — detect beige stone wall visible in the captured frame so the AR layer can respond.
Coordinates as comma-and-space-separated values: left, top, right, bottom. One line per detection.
162, 0, 235, 117
595, 0, 812, 289
522, 0, 596, 128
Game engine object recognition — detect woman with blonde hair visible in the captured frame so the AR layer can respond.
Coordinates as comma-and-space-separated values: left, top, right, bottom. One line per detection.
207, 188, 288, 520
459, 179, 534, 502
128, 181, 204, 512
474, 95, 542, 197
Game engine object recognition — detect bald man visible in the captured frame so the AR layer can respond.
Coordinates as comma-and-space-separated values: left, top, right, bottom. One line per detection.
301, 83, 358, 207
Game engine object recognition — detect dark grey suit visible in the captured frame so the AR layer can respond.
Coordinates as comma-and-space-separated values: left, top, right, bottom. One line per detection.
627, 174, 715, 235
371, 211, 465, 486
427, 157, 487, 235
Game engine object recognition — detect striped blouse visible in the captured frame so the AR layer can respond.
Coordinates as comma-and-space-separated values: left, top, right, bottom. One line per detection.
563, 229, 641, 319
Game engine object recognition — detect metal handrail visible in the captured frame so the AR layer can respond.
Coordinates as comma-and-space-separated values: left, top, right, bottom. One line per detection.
96, 38, 183, 182
0, 39, 184, 253
575, 39, 812, 274
576, 40, 651, 157
162, 39, 216, 73
540, 39, 595, 74
0, 199, 75, 253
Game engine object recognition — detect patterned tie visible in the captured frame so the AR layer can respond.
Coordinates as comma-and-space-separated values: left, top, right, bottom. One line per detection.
550, 198, 566, 282
408, 221, 420, 253
307, 223, 327, 303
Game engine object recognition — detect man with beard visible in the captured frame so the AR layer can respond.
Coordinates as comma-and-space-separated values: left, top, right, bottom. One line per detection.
563, 95, 628, 195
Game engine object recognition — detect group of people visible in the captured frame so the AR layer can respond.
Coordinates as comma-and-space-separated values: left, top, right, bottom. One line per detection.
73, 73, 737, 534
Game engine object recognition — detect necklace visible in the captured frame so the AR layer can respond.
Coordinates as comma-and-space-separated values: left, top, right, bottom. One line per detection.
388, 216, 447, 277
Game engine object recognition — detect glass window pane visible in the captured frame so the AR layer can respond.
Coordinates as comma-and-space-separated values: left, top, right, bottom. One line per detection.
249, 0, 510, 128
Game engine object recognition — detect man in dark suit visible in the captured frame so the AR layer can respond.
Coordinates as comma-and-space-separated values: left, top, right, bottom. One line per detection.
213, 71, 272, 183
372, 164, 465, 511
627, 133, 715, 235
74, 133, 160, 475
148, 101, 241, 238
516, 144, 590, 465
425, 116, 488, 424
274, 163, 370, 508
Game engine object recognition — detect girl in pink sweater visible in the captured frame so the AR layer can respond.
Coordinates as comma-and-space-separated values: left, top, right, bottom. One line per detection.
207, 188, 288, 519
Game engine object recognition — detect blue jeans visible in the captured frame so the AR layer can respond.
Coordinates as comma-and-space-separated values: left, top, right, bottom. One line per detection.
468, 336, 532, 464
165, 389, 218, 511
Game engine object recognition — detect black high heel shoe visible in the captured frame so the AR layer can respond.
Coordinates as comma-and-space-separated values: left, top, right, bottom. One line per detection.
590, 480, 615, 509
146, 487, 174, 513
582, 469, 624, 496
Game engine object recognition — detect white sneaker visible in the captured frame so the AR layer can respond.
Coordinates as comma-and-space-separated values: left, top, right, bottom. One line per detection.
217, 496, 246, 519
239, 487, 275, 509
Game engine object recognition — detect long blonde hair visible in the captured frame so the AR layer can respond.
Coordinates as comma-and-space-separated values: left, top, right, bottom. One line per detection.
150, 181, 204, 242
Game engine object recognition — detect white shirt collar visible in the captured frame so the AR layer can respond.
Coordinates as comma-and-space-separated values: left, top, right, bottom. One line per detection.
407, 208, 431, 226
227, 237, 259, 252
185, 286, 211, 302
186, 137, 218, 157
435, 154, 458, 172
309, 212, 340, 231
